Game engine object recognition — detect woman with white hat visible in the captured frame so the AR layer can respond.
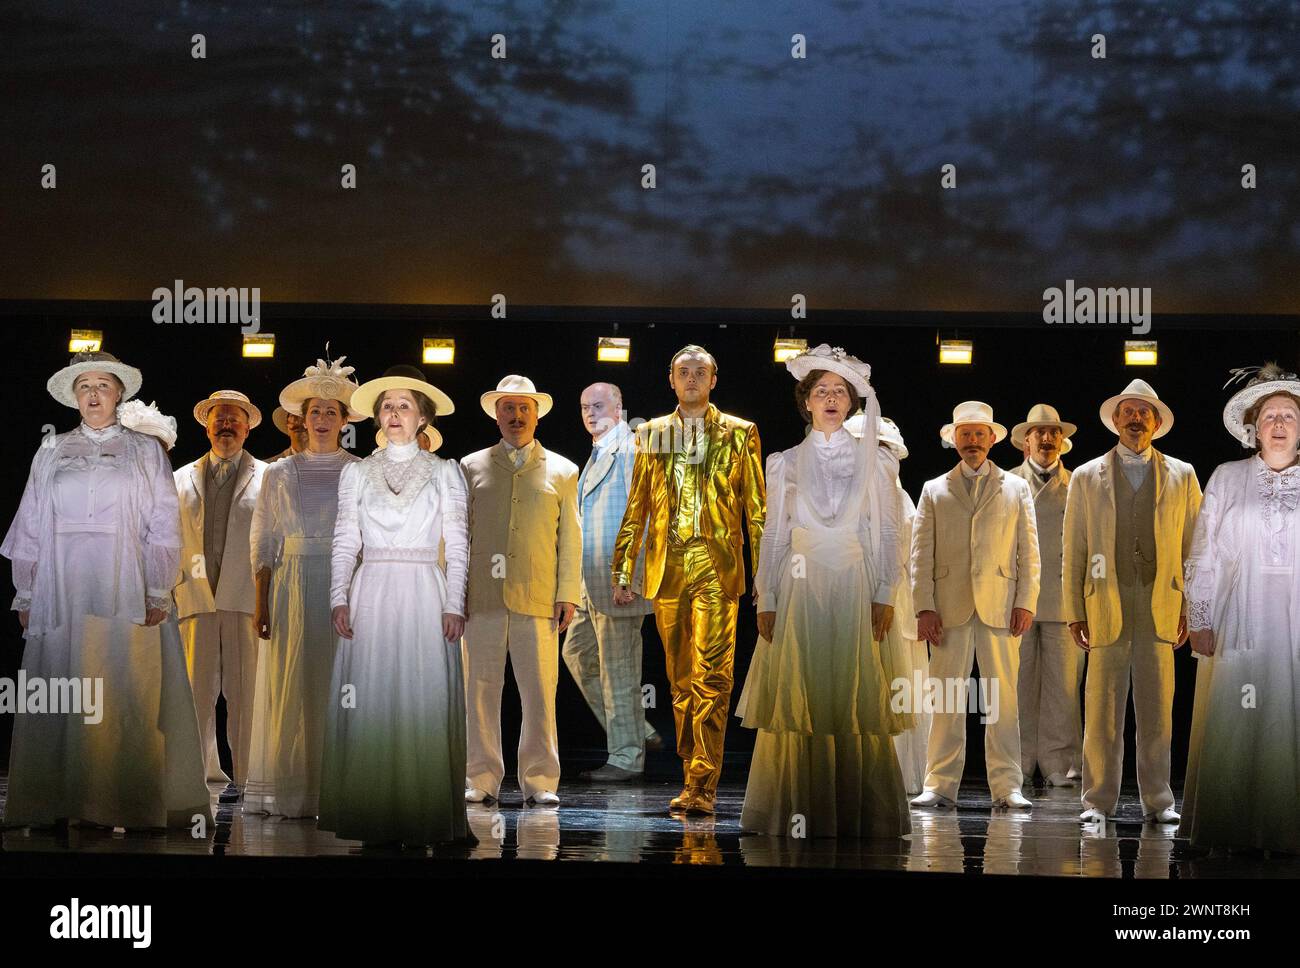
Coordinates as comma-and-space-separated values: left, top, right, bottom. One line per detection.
244, 353, 364, 818
738, 344, 911, 838
320, 364, 472, 847
0, 352, 210, 830
1180, 363, 1300, 853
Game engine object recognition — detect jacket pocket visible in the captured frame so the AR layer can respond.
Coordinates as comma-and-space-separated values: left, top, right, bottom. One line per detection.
997, 563, 1016, 580
934, 564, 950, 579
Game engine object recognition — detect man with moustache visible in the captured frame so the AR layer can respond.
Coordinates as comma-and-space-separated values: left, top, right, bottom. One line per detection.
174, 391, 267, 797
612, 345, 765, 815
910, 402, 1040, 810
461, 376, 581, 807
563, 382, 663, 782
1063, 380, 1201, 824
267, 407, 308, 462
1007, 405, 1083, 788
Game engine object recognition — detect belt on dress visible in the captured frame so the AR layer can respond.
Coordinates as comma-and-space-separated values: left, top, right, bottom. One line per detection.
282, 535, 333, 556
362, 547, 440, 564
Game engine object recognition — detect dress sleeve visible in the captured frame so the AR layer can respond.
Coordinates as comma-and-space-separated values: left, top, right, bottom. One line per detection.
871, 453, 902, 606
140, 436, 182, 603
1184, 464, 1225, 631
1, 446, 46, 610
250, 463, 279, 574
440, 459, 470, 618
330, 461, 362, 609
756, 451, 788, 613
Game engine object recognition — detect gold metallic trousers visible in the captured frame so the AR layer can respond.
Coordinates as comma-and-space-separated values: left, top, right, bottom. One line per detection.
652, 540, 739, 797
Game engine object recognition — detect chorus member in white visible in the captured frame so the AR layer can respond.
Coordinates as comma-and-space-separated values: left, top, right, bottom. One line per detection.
266, 407, 307, 463
1, 353, 209, 829
910, 402, 1040, 810
564, 382, 661, 782
1063, 380, 1201, 825
1007, 405, 1083, 788
1180, 364, 1300, 853
245, 355, 363, 818
847, 412, 931, 797
461, 376, 581, 806
322, 365, 470, 847
741, 345, 910, 837
174, 391, 267, 797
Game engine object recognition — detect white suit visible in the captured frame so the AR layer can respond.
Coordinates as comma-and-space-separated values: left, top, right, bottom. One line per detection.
1063, 446, 1201, 815
910, 460, 1040, 800
174, 450, 266, 788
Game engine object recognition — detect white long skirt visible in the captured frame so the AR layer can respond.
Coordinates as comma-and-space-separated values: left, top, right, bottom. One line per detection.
244, 544, 336, 817
4, 531, 210, 830
318, 554, 470, 844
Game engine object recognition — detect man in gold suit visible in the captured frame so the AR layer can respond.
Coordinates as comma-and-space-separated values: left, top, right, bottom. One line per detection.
611, 345, 765, 815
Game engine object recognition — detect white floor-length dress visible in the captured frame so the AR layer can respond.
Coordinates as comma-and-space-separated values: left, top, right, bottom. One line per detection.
319, 440, 471, 844
244, 447, 358, 817
1, 423, 210, 829
1181, 455, 1300, 852
738, 425, 911, 838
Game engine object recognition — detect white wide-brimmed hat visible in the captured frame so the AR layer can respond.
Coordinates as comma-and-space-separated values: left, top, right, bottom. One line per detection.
877, 416, 909, 459
194, 389, 262, 429
376, 424, 442, 453
351, 365, 455, 419
279, 351, 365, 422
481, 375, 553, 419
1222, 363, 1300, 447
118, 400, 178, 451
1098, 379, 1173, 439
1010, 403, 1077, 455
940, 401, 1007, 446
272, 406, 292, 436
47, 351, 143, 409
784, 344, 872, 395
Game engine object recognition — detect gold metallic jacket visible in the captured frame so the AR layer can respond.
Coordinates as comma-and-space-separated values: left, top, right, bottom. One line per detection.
612, 404, 765, 600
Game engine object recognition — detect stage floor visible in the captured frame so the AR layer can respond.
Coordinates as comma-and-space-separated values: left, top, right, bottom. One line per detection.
1, 769, 1294, 879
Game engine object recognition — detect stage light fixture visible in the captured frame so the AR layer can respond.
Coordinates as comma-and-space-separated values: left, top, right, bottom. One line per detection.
773, 338, 807, 362
1125, 340, 1157, 366
597, 336, 630, 363
242, 334, 275, 359
69, 329, 103, 353
939, 339, 973, 365
423, 338, 455, 365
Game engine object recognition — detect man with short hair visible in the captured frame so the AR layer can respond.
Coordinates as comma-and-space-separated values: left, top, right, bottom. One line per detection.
175, 390, 267, 796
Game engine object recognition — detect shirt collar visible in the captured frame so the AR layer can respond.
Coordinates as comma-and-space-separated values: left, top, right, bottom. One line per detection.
592, 422, 623, 453
960, 459, 991, 478
503, 438, 536, 457
1117, 443, 1153, 463
1028, 458, 1059, 475
80, 422, 122, 442
208, 450, 242, 466
812, 427, 852, 449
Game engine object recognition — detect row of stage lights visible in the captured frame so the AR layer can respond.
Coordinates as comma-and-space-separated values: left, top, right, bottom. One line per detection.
66, 329, 1160, 367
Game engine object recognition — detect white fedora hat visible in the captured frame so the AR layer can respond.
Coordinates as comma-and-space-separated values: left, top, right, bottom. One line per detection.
1099, 379, 1173, 439
481, 375, 553, 419
1010, 403, 1077, 454
940, 401, 1007, 446
279, 352, 366, 422
194, 389, 262, 429
351, 365, 455, 419
47, 351, 143, 409
376, 424, 442, 453
785, 344, 872, 395
1222, 363, 1300, 447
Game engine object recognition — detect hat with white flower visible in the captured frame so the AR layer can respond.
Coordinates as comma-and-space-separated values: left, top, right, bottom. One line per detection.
279, 347, 366, 422
784, 343, 872, 395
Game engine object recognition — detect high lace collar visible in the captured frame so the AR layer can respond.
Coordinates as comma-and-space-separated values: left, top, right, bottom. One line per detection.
385, 439, 420, 462
80, 421, 122, 442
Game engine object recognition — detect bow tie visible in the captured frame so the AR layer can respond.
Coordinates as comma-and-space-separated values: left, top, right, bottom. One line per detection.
1038, 471, 1052, 482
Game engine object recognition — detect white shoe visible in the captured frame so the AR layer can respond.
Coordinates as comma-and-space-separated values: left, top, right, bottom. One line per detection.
910, 791, 956, 809
1079, 808, 1107, 824
1146, 806, 1180, 824
464, 787, 495, 804
996, 790, 1032, 810
527, 790, 560, 807
1046, 772, 1078, 788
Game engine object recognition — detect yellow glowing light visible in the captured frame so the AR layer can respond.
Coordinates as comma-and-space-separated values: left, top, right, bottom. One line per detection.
242, 334, 275, 358
597, 336, 631, 363
69, 329, 103, 353
1125, 340, 1157, 366
773, 338, 807, 363
939, 339, 973, 365
423, 338, 455, 365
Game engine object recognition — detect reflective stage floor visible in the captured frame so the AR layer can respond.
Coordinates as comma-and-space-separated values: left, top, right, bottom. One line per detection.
2, 767, 1296, 879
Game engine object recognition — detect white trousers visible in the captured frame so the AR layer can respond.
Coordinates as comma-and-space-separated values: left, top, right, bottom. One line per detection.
1018, 620, 1084, 779
922, 617, 1023, 801
561, 593, 654, 771
463, 610, 560, 799
180, 610, 259, 788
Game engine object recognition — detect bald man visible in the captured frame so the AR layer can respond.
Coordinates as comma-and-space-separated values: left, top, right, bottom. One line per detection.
563, 383, 661, 780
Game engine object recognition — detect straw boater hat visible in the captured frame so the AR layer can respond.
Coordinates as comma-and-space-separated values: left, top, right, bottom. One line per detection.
1098, 378, 1173, 439
1222, 363, 1300, 448
118, 400, 178, 450
47, 351, 143, 408
940, 401, 1007, 446
1010, 403, 1077, 455
351, 365, 455, 419
279, 351, 366, 422
784, 343, 872, 395
271, 406, 292, 436
480, 375, 553, 419
193, 389, 262, 429
376, 425, 442, 453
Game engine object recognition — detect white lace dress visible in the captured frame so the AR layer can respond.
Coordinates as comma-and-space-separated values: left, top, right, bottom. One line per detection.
318, 441, 471, 844
1181, 455, 1300, 852
244, 448, 359, 817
